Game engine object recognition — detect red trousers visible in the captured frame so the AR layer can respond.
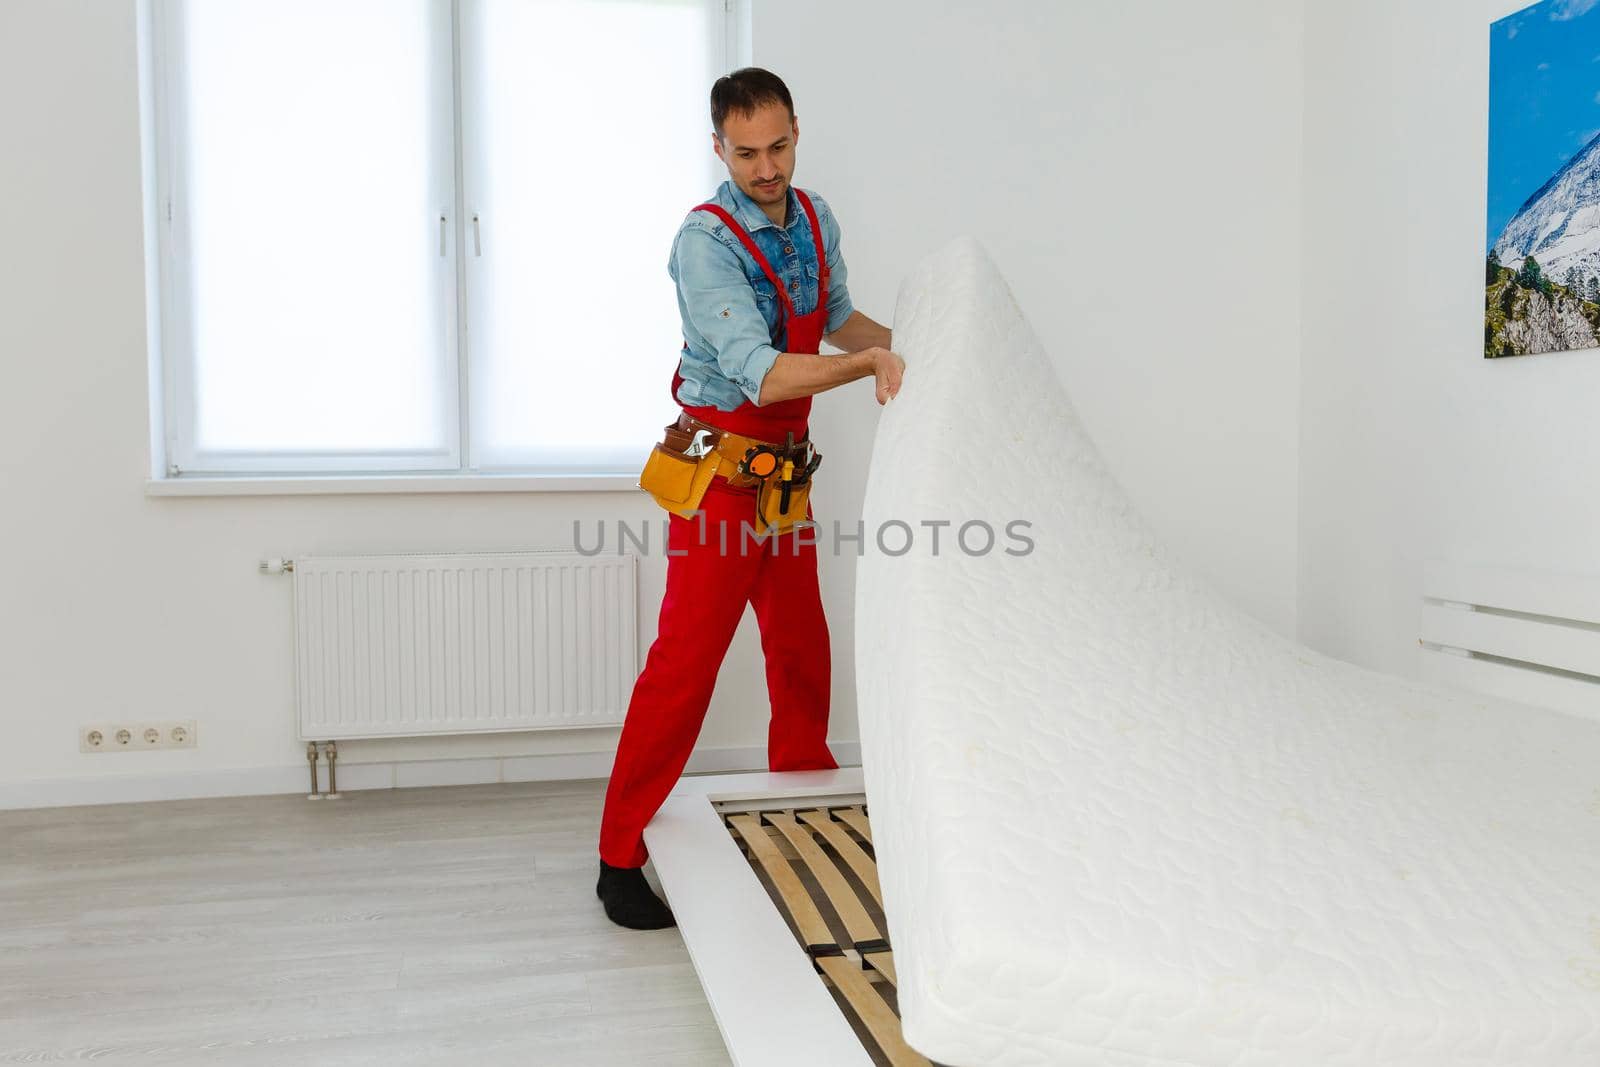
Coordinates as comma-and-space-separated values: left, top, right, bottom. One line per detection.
598, 479, 837, 868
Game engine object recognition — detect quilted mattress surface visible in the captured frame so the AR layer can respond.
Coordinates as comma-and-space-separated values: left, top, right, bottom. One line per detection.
854, 236, 1600, 1066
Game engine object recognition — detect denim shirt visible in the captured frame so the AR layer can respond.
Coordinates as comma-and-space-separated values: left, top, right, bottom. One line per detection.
668, 179, 855, 411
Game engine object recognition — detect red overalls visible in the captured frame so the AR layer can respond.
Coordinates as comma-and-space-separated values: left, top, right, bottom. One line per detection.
598, 188, 839, 869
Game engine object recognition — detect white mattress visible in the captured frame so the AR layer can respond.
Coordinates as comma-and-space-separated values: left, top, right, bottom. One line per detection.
854, 237, 1600, 1066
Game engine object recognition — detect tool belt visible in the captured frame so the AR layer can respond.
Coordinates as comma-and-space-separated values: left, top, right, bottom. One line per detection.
637, 412, 822, 536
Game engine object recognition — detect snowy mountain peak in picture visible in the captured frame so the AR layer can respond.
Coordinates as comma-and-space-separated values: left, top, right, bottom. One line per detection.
1491, 131, 1600, 288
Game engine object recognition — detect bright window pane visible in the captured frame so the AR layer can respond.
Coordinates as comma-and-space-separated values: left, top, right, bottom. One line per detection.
177, 0, 454, 456
464, 0, 723, 471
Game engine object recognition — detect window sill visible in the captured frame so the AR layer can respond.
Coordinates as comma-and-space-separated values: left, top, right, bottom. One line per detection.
144, 472, 642, 497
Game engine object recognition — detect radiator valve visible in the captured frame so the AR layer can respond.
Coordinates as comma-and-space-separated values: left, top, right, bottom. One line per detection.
306, 741, 321, 800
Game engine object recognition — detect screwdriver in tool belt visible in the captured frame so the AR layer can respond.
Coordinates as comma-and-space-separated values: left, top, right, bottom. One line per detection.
779, 432, 796, 513
778, 457, 796, 513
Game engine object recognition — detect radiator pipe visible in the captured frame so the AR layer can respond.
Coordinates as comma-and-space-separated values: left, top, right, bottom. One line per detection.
325, 740, 342, 799
306, 741, 321, 799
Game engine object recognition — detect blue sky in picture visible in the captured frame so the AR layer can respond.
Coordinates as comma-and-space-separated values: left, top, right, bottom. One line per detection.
1488, 0, 1600, 250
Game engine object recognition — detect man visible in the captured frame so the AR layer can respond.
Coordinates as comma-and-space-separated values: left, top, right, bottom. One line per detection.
595, 67, 904, 929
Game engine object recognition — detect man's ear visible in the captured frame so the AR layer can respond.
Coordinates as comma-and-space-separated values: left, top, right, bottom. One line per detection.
711, 131, 723, 162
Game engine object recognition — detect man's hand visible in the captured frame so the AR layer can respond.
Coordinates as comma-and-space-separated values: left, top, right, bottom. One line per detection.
871, 347, 905, 405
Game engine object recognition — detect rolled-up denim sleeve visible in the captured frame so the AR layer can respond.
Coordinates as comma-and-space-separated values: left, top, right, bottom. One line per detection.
671, 225, 781, 406
814, 195, 855, 335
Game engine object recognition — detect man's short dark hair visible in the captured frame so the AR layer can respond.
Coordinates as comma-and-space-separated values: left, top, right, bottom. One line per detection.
710, 67, 794, 141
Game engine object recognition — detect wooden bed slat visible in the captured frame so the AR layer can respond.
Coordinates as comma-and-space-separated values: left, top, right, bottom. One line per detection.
727, 801, 918, 1061
800, 808, 883, 907
727, 813, 836, 954
816, 955, 930, 1066
861, 950, 897, 986
835, 804, 873, 843
766, 812, 883, 950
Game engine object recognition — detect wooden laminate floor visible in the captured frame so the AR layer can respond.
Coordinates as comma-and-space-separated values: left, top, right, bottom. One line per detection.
0, 778, 731, 1066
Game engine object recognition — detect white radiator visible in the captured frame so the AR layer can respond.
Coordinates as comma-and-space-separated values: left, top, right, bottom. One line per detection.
1419, 559, 1600, 724
291, 551, 637, 740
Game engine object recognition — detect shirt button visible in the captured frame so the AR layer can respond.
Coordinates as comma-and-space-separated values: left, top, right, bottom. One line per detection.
784, 245, 794, 254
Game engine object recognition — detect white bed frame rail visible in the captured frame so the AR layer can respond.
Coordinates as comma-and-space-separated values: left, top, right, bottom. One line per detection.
1419, 560, 1600, 724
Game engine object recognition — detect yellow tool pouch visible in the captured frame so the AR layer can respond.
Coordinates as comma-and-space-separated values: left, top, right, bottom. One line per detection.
754, 475, 812, 536
637, 425, 719, 518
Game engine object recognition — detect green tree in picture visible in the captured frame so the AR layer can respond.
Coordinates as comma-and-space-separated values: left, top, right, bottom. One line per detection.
1518, 254, 1553, 297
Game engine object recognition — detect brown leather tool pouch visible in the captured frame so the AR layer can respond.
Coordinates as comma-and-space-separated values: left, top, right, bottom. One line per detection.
660, 422, 695, 454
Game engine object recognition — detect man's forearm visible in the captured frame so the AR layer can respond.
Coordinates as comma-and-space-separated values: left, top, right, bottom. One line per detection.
756, 350, 877, 406
824, 309, 892, 353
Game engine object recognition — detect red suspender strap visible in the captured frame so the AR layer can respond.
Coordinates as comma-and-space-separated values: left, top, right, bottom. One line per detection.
691, 203, 799, 321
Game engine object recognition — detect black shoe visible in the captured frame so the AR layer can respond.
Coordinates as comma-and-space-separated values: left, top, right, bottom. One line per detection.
596, 859, 677, 929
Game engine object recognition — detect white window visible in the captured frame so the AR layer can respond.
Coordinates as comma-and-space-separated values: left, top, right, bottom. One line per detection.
146, 0, 736, 480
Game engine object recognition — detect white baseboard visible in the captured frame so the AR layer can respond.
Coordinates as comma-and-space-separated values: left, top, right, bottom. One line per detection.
0, 741, 863, 812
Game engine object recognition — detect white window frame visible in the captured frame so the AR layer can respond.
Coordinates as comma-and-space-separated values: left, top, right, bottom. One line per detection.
139, 0, 749, 496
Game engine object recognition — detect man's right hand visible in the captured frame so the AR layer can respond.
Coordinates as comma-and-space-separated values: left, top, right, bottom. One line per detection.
870, 347, 906, 405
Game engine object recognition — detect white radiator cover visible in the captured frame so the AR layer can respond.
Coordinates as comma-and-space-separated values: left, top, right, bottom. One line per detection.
292, 552, 637, 740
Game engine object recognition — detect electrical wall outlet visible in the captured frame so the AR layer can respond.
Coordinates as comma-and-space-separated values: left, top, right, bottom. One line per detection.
80, 721, 198, 753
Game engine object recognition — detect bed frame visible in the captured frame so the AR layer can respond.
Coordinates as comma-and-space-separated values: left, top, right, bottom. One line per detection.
642, 766, 929, 1067
1419, 559, 1600, 721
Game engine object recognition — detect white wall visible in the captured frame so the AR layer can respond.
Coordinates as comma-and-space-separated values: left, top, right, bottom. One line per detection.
1299, 0, 1600, 676
0, 0, 1305, 808
762, 0, 1305, 644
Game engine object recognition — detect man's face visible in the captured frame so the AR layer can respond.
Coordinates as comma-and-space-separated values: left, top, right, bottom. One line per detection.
713, 103, 798, 208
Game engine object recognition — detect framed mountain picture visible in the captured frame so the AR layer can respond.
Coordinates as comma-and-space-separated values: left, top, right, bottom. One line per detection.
1486, 0, 1600, 358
